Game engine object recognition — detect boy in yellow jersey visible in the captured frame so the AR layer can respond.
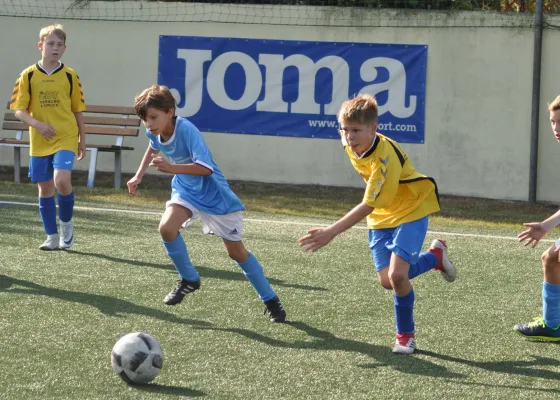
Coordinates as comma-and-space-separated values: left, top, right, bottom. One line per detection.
10, 24, 86, 250
298, 94, 456, 354
514, 95, 560, 341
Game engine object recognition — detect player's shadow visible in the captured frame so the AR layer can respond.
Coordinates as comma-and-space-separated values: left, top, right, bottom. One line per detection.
131, 383, 205, 397
65, 249, 327, 292
444, 379, 560, 395
419, 349, 560, 381
194, 321, 463, 378
0, 275, 211, 327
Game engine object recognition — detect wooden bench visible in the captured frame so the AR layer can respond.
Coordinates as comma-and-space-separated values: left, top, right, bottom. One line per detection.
1, 105, 141, 189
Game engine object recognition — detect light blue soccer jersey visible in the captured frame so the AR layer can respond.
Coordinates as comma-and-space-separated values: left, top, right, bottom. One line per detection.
147, 117, 245, 215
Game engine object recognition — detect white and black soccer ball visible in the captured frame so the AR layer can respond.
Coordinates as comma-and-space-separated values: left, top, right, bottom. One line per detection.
111, 332, 163, 384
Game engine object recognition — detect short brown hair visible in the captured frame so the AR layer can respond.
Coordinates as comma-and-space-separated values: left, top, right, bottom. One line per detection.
134, 84, 176, 120
39, 24, 66, 43
337, 94, 378, 125
548, 95, 560, 112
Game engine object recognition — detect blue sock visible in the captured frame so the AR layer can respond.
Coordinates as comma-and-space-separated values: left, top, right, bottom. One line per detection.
237, 253, 276, 302
39, 196, 57, 235
543, 281, 560, 328
57, 191, 74, 223
408, 252, 438, 279
394, 290, 415, 334
163, 233, 200, 282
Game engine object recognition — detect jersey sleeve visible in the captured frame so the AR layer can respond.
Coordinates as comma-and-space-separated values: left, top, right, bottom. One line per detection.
9, 72, 30, 111
146, 130, 160, 151
362, 147, 403, 209
183, 122, 214, 172
71, 72, 86, 112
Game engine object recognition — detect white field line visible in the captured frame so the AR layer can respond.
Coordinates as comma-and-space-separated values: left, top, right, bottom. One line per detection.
0, 200, 555, 243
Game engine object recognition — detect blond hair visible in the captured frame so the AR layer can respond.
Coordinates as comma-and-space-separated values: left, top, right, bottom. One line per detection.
134, 84, 176, 120
337, 94, 378, 125
39, 24, 66, 43
548, 95, 560, 112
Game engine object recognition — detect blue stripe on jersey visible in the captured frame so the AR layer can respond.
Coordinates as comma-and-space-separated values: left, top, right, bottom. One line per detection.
147, 117, 245, 215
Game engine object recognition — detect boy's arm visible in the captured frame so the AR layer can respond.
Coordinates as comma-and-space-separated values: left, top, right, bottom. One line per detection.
14, 109, 55, 140
74, 112, 86, 161
149, 157, 212, 176
136, 145, 158, 179
127, 145, 159, 195
298, 203, 373, 253
11, 72, 56, 140
540, 209, 560, 231
326, 203, 374, 236
518, 208, 560, 247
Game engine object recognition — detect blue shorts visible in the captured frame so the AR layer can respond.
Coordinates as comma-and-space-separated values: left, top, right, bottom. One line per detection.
368, 216, 429, 272
28, 150, 75, 183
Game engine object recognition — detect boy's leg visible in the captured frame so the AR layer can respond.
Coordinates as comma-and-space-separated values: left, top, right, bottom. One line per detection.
389, 253, 417, 354
201, 209, 285, 322
53, 151, 76, 249
30, 154, 58, 250
38, 181, 58, 250
514, 244, 560, 340
223, 239, 286, 322
370, 227, 416, 354
223, 240, 276, 301
386, 219, 431, 355
159, 203, 200, 305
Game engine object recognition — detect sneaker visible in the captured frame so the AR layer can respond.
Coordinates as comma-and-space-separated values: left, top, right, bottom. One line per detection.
264, 297, 287, 323
59, 220, 74, 249
514, 317, 560, 341
392, 333, 416, 354
429, 239, 456, 282
39, 234, 60, 251
163, 279, 201, 306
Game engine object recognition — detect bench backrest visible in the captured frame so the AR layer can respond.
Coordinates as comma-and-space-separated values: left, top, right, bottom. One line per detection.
2, 105, 141, 138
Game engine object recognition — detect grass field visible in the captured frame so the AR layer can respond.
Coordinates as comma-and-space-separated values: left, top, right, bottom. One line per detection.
2, 178, 560, 399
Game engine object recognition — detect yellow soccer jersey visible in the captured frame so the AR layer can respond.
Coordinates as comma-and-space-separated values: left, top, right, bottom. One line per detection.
10, 63, 86, 156
344, 133, 440, 229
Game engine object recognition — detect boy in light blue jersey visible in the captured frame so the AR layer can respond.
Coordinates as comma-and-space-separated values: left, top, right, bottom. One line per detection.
128, 84, 286, 322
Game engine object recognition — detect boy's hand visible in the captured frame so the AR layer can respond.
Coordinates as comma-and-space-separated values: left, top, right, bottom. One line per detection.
298, 227, 335, 252
149, 154, 174, 173
34, 121, 56, 140
518, 222, 548, 248
77, 141, 86, 161
127, 175, 142, 195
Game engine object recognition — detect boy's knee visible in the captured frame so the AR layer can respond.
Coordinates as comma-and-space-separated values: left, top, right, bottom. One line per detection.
158, 222, 176, 242
388, 270, 407, 287
38, 182, 55, 197
379, 280, 393, 290
377, 268, 392, 289
229, 248, 249, 263
542, 248, 560, 271
54, 177, 72, 194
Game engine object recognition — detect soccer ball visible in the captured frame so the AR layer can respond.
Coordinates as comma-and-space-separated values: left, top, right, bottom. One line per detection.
111, 332, 163, 384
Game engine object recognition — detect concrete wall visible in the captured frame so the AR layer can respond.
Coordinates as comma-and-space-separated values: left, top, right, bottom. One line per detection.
0, 2, 555, 202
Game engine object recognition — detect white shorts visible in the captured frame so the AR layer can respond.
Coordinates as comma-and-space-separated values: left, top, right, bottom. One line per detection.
166, 195, 243, 242
556, 239, 560, 249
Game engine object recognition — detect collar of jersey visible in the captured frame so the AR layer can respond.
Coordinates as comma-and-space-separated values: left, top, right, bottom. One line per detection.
157, 116, 179, 146
36, 61, 63, 76
354, 134, 379, 159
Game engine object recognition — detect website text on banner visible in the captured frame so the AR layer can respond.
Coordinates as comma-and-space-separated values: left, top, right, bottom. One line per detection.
158, 36, 427, 144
